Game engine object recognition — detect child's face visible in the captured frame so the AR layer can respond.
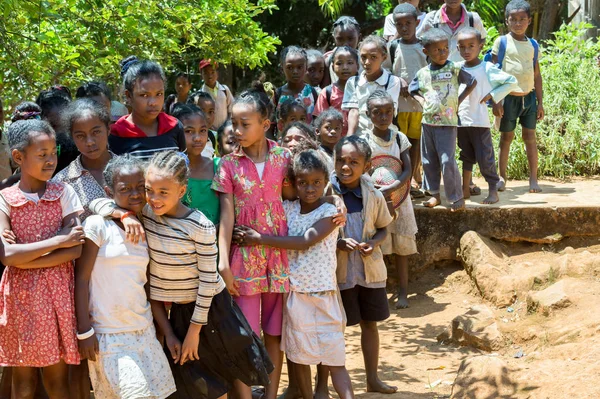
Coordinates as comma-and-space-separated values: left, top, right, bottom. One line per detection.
197, 98, 216, 129
295, 168, 327, 205
360, 43, 387, 78
13, 132, 57, 182
284, 54, 307, 86
175, 76, 191, 98
182, 113, 209, 157
127, 75, 165, 121
231, 103, 270, 148
109, 169, 146, 214
333, 27, 360, 49
305, 57, 326, 87
282, 127, 311, 152
394, 14, 418, 41
318, 118, 343, 148
71, 114, 110, 161
506, 9, 532, 36
335, 143, 370, 189
281, 106, 307, 129
218, 125, 238, 156
333, 51, 358, 82
367, 99, 394, 132
444, 0, 462, 11
457, 33, 483, 63
423, 39, 449, 66
145, 167, 186, 217
201, 65, 219, 88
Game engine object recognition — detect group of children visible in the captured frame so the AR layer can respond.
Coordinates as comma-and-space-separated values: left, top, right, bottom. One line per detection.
0, 0, 544, 398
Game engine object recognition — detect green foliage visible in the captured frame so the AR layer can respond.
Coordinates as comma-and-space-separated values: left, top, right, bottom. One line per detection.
0, 0, 279, 108
491, 22, 600, 179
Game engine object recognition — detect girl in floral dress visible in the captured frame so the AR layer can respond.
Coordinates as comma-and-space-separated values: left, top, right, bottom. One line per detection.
0, 119, 85, 396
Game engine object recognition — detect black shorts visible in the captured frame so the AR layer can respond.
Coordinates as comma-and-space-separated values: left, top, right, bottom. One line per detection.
499, 91, 538, 132
340, 286, 390, 327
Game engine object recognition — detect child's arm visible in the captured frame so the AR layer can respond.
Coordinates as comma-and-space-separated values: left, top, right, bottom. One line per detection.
408, 76, 425, 107
88, 198, 145, 244
74, 238, 100, 361
342, 77, 359, 135
457, 68, 477, 106
376, 148, 412, 200
234, 216, 337, 251
534, 59, 544, 120
150, 299, 181, 364
217, 193, 239, 296
347, 109, 359, 136
359, 227, 388, 256
480, 65, 519, 118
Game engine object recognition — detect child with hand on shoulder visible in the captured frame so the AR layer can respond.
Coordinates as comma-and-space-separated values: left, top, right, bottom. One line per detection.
0, 119, 85, 396
457, 28, 519, 204
199, 59, 234, 130
409, 28, 477, 211
364, 90, 417, 309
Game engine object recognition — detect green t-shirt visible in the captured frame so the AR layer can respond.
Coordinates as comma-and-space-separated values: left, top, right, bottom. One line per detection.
184, 157, 221, 226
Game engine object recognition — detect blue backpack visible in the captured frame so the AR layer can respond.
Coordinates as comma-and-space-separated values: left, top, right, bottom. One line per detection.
483, 35, 539, 68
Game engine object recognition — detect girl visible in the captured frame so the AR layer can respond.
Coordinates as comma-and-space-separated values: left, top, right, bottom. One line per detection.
172, 104, 220, 225
0, 119, 85, 397
75, 81, 112, 115
281, 122, 318, 153
212, 86, 293, 399
11, 102, 42, 122
175, 72, 192, 105
53, 99, 113, 221
75, 155, 176, 399
217, 120, 237, 157
314, 108, 344, 162
144, 151, 273, 399
277, 99, 308, 135
314, 46, 359, 137
188, 91, 218, 157
305, 49, 326, 93
110, 58, 186, 161
364, 90, 417, 309
234, 149, 354, 399
324, 16, 361, 86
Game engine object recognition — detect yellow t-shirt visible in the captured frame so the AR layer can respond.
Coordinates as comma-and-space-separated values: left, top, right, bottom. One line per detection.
492, 35, 535, 94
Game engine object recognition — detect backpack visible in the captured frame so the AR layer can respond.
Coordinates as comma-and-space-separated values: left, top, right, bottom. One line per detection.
483, 35, 539, 68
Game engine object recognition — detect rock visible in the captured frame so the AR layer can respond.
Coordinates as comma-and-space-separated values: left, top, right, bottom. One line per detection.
437, 305, 504, 351
527, 279, 572, 315
450, 355, 517, 399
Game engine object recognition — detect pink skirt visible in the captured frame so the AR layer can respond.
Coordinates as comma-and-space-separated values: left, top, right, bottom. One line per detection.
0, 264, 80, 367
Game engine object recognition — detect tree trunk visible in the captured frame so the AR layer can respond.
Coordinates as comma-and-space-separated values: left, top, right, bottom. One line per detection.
538, 0, 560, 40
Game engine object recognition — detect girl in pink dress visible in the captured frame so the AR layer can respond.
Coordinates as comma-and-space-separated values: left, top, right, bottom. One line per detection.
0, 119, 85, 397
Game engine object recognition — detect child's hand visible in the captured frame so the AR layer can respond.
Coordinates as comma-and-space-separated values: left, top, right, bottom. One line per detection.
180, 326, 201, 365
220, 267, 240, 296
537, 104, 545, 121
375, 184, 395, 200
122, 215, 145, 244
400, 78, 409, 98
165, 333, 182, 364
332, 197, 347, 227
480, 93, 492, 104
57, 219, 85, 248
78, 334, 99, 361
234, 225, 262, 246
492, 102, 504, 118
2, 230, 17, 245
337, 238, 359, 252
358, 241, 375, 256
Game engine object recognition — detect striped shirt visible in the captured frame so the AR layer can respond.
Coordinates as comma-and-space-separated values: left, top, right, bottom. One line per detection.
142, 205, 225, 325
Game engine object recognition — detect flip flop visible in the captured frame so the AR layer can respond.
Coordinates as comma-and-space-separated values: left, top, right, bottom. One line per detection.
410, 187, 425, 198
470, 185, 481, 196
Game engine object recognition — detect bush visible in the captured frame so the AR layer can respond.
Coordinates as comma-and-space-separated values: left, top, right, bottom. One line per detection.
492, 23, 600, 179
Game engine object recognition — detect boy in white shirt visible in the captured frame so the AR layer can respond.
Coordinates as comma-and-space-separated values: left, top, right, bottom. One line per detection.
383, 0, 426, 41
199, 59, 234, 130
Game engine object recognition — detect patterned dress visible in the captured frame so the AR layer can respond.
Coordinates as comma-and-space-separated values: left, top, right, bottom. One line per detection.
212, 140, 291, 296
0, 182, 80, 367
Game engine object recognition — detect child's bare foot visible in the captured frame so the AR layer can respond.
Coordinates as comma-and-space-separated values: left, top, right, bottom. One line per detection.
529, 178, 542, 193
450, 199, 465, 212
423, 194, 441, 208
483, 190, 499, 204
278, 387, 301, 399
497, 177, 506, 192
367, 378, 398, 394
395, 287, 409, 309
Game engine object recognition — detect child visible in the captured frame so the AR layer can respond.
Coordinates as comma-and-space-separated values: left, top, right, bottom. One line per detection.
75, 155, 176, 399
217, 120, 238, 156
314, 46, 359, 137
278, 99, 308, 134
409, 28, 477, 211
144, 151, 273, 399
199, 59, 234, 130
457, 28, 519, 204
493, 0, 544, 193
387, 3, 428, 197
324, 16, 362, 85
188, 90, 218, 157
75, 81, 112, 115
175, 72, 192, 104
314, 108, 344, 161
364, 90, 417, 309
305, 49, 326, 93
281, 122, 318, 153
172, 104, 221, 225
110, 59, 186, 161
343, 35, 401, 136
11, 101, 42, 122
0, 119, 85, 396
212, 86, 293, 399
233, 148, 354, 399
383, 0, 427, 41
420, 0, 487, 62
325, 135, 395, 394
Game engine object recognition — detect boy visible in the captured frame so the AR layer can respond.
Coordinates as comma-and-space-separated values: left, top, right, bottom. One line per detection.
199, 59, 234, 130
343, 35, 401, 136
493, 0, 544, 193
383, 0, 427, 41
409, 28, 477, 211
457, 28, 519, 204
387, 3, 428, 197
175, 72, 192, 104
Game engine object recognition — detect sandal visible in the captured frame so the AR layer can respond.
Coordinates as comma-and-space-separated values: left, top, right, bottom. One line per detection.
410, 187, 425, 198
470, 185, 481, 196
